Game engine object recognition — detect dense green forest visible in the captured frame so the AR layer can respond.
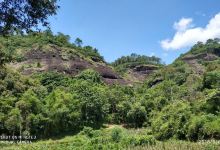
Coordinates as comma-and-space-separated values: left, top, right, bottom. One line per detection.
0, 32, 220, 149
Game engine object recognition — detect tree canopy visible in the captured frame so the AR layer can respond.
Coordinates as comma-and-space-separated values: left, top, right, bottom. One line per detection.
0, 0, 59, 35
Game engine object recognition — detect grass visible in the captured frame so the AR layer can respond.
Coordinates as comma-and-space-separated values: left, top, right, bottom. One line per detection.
1, 126, 220, 150
2, 140, 219, 150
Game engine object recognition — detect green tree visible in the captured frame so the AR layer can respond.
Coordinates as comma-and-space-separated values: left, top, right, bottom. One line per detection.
15, 90, 43, 135
151, 101, 192, 140
203, 71, 220, 89
0, 0, 59, 35
75, 38, 83, 47
202, 90, 220, 114
45, 89, 81, 135
5, 108, 22, 135
72, 81, 109, 127
127, 103, 147, 128
77, 69, 102, 83
187, 114, 220, 141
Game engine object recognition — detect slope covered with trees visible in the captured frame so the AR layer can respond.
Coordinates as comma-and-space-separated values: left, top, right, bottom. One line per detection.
0, 34, 220, 150
0, 1, 220, 149
111, 53, 164, 82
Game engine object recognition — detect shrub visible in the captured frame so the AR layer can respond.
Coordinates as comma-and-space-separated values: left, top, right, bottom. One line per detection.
127, 103, 147, 127
203, 118, 220, 139
111, 128, 123, 142
125, 135, 156, 146
80, 127, 94, 138
187, 114, 220, 141
151, 101, 192, 140
76, 69, 102, 83
203, 71, 220, 89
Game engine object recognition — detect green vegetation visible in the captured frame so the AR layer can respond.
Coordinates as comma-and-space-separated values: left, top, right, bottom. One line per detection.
0, 0, 59, 35
0, 31, 104, 63
0, 33, 220, 149
112, 53, 163, 74
1, 127, 219, 150
180, 38, 220, 57
1, 1, 219, 149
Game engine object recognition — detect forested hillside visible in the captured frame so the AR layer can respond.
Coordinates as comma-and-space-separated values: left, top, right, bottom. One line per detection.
0, 30, 220, 149
111, 53, 164, 82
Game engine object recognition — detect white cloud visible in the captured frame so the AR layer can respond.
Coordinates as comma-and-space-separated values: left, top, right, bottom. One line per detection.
173, 18, 193, 31
161, 12, 220, 50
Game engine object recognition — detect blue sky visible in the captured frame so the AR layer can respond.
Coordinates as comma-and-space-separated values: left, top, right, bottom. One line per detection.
49, 0, 220, 64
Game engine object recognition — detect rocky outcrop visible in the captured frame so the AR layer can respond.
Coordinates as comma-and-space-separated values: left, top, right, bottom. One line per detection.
182, 52, 219, 75
125, 65, 159, 82
133, 65, 159, 74
182, 53, 218, 61
11, 45, 126, 85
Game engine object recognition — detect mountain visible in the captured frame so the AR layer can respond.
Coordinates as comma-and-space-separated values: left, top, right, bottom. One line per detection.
178, 39, 220, 75
1, 32, 220, 149
1, 32, 126, 85
111, 53, 163, 83
145, 39, 220, 89
2, 32, 163, 85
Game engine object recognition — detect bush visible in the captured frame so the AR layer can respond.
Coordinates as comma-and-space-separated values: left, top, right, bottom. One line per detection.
202, 90, 220, 114
151, 101, 192, 140
187, 114, 220, 141
203, 118, 220, 139
80, 126, 94, 138
125, 135, 156, 146
127, 103, 147, 127
203, 71, 220, 89
111, 128, 123, 142
77, 69, 102, 83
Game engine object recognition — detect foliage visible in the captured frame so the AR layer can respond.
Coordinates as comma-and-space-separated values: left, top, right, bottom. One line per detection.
187, 114, 220, 141
151, 101, 192, 140
76, 69, 102, 83
2, 2, 220, 148
112, 53, 162, 67
0, 31, 105, 63
0, 35, 220, 149
183, 38, 220, 56
111, 127, 123, 142
203, 71, 220, 89
75, 38, 83, 47
0, 0, 59, 35
112, 53, 163, 74
127, 103, 147, 128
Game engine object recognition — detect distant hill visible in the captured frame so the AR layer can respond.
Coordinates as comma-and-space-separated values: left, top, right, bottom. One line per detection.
111, 53, 164, 83
0, 31, 129, 85
178, 39, 220, 75
1, 32, 163, 85
1, 32, 219, 87
145, 38, 220, 94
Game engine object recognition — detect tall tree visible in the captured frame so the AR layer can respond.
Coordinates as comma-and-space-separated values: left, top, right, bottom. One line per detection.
0, 0, 59, 35
75, 38, 83, 47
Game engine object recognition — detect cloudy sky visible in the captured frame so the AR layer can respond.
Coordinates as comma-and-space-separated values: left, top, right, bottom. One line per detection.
49, 0, 220, 64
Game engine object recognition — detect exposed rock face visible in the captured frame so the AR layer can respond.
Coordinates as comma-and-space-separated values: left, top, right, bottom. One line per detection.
125, 65, 159, 82
182, 52, 219, 75
10, 45, 161, 85
11, 45, 127, 85
95, 65, 120, 79
182, 53, 218, 61
23, 46, 91, 75
133, 65, 158, 74
102, 78, 129, 85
